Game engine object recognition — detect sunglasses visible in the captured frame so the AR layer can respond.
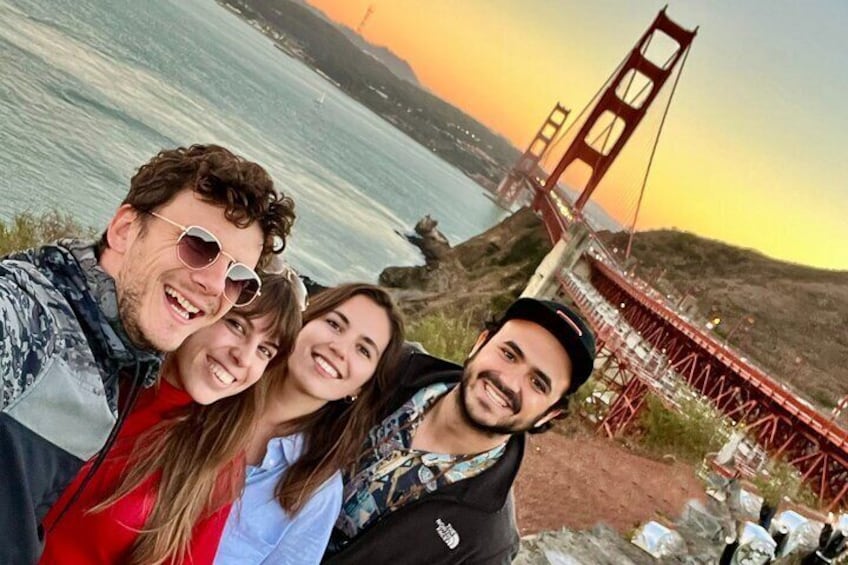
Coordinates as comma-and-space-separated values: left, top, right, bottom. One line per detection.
263, 255, 309, 312
148, 211, 262, 307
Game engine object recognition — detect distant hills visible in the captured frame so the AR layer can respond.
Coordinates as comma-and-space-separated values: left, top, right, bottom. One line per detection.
219, 0, 520, 188
290, 0, 422, 86
382, 204, 845, 409
600, 229, 848, 408
219, 0, 626, 229
335, 28, 422, 87
215, 2, 844, 409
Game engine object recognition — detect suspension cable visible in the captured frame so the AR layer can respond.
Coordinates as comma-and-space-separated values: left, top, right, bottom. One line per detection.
542, 55, 628, 170
625, 42, 693, 260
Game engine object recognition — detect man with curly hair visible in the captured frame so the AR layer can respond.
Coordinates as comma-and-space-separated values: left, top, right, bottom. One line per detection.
0, 144, 296, 562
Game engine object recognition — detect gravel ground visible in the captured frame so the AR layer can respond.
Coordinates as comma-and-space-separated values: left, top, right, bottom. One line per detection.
514, 427, 706, 536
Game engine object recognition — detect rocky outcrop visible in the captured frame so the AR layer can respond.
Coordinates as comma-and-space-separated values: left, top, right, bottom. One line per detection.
380, 207, 552, 323
401, 214, 451, 267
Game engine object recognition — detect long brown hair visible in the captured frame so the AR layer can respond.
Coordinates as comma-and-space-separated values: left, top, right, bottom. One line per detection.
97, 272, 302, 565
269, 283, 406, 515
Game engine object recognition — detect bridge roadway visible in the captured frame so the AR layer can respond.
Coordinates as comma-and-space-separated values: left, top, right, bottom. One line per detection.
593, 257, 848, 447
533, 192, 848, 509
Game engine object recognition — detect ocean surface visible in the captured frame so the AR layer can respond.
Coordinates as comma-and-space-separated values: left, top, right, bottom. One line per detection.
0, 0, 506, 284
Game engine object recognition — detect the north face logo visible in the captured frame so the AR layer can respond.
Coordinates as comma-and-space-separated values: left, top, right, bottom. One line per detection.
435, 518, 460, 550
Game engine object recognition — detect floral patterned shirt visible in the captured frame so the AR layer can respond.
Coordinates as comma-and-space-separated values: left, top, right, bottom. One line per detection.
334, 382, 506, 539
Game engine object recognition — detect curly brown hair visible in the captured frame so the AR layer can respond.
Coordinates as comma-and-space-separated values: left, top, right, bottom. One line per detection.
101, 144, 295, 267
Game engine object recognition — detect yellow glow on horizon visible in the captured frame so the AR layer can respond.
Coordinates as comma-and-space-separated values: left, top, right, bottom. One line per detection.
306, 0, 848, 271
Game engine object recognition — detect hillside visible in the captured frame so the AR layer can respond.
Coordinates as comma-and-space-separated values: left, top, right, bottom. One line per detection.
219, 0, 520, 189
336, 28, 422, 87
600, 230, 847, 407
380, 207, 552, 324
382, 210, 846, 408
287, 0, 422, 86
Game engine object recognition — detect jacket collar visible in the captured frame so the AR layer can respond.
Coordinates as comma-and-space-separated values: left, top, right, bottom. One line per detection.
15, 239, 162, 390
390, 349, 526, 513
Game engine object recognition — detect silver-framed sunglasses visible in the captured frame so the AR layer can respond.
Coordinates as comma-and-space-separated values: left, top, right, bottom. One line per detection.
263, 254, 309, 312
148, 211, 263, 307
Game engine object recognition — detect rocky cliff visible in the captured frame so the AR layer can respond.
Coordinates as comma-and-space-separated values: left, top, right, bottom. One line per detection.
380, 207, 551, 324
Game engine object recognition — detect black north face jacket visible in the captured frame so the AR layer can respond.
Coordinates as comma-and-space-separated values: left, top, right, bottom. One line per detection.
323, 351, 523, 565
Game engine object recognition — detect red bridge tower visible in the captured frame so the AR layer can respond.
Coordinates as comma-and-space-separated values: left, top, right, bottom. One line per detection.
496, 103, 569, 207
537, 9, 696, 214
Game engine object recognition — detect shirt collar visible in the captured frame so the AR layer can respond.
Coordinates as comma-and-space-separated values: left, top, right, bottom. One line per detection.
260, 433, 306, 469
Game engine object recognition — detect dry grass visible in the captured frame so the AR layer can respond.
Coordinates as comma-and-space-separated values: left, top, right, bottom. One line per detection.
0, 211, 94, 256
406, 311, 478, 364
636, 394, 732, 464
751, 458, 818, 508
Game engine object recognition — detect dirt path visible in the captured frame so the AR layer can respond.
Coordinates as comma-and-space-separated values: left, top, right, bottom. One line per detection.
514, 429, 706, 535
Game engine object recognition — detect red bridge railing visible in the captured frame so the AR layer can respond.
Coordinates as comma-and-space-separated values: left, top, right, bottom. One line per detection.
533, 192, 848, 510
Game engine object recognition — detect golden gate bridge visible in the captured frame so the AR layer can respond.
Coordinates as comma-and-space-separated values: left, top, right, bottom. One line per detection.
496, 8, 848, 511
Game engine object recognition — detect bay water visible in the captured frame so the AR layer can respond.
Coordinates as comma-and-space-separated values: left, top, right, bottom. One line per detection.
0, 0, 507, 284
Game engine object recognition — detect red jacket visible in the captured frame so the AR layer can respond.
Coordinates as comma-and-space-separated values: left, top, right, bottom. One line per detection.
40, 380, 231, 564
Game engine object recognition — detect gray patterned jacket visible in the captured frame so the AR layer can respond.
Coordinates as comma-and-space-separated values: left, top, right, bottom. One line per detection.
0, 239, 161, 564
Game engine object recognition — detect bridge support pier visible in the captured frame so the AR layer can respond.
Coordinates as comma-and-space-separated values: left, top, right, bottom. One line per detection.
521, 222, 591, 300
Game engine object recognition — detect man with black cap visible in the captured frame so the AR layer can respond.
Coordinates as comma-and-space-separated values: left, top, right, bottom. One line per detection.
323, 297, 597, 564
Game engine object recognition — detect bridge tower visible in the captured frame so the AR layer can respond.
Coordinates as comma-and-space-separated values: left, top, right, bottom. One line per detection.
496, 103, 569, 207
536, 9, 696, 214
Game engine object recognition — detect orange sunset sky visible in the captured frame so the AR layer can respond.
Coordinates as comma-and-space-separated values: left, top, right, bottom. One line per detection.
307, 0, 848, 271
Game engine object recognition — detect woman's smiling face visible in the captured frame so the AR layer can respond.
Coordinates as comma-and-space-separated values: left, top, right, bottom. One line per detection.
172, 311, 280, 405
285, 294, 392, 402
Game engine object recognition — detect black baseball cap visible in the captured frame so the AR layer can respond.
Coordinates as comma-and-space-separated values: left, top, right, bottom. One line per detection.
500, 298, 596, 394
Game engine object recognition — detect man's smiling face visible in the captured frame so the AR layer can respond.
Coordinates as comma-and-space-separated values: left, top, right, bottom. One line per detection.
113, 189, 263, 352
459, 318, 573, 435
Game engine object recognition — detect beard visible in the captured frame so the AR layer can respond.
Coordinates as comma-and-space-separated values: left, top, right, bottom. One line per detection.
117, 279, 157, 351
457, 367, 544, 435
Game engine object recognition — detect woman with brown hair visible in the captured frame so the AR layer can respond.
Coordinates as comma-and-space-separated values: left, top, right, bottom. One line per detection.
40, 281, 404, 565
213, 282, 406, 564
39, 270, 305, 564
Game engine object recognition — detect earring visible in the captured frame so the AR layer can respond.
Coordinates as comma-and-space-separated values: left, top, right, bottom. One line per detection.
344, 394, 358, 404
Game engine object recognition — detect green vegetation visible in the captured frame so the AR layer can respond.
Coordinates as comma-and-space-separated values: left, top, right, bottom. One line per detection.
488, 290, 519, 317
565, 377, 606, 430
751, 458, 818, 508
496, 231, 549, 268
571, 376, 599, 408
0, 211, 93, 256
627, 392, 818, 509
637, 394, 732, 464
407, 311, 479, 364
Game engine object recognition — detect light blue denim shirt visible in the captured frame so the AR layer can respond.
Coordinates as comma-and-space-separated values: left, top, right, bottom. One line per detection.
215, 433, 342, 565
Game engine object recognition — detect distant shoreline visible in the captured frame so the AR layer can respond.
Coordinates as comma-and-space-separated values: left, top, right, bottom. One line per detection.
213, 0, 520, 194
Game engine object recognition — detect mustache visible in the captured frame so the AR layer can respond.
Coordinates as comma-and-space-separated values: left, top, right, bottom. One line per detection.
479, 371, 521, 414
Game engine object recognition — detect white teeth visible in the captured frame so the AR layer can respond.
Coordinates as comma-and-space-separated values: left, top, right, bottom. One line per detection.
168, 303, 190, 320
165, 286, 201, 315
209, 360, 235, 385
315, 355, 340, 379
484, 382, 510, 409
